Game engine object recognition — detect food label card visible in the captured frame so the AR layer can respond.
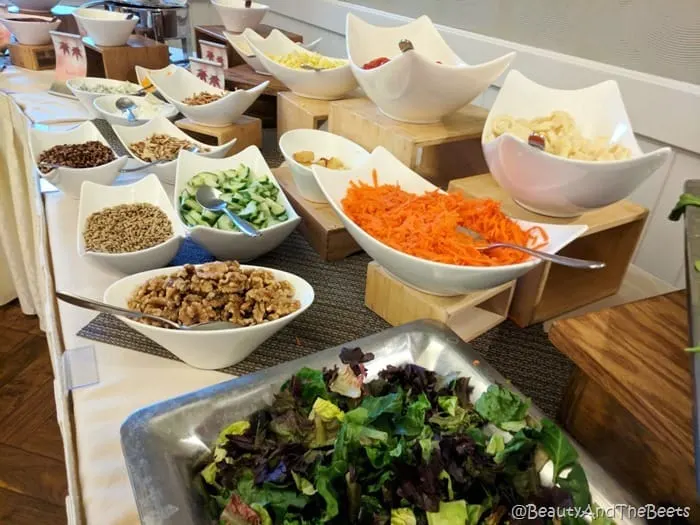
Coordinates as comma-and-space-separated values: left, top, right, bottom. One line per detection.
50, 31, 87, 82
190, 57, 225, 89
199, 40, 228, 69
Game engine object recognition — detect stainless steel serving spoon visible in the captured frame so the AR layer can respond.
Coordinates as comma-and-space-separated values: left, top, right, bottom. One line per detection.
56, 292, 238, 331
116, 96, 138, 123
195, 185, 262, 238
457, 226, 605, 269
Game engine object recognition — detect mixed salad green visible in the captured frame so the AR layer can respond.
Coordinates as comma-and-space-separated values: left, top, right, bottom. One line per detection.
198, 349, 608, 525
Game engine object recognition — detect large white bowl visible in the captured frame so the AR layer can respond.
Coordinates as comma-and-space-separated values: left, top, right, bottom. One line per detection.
92, 94, 178, 127
312, 146, 589, 295
29, 121, 128, 199
112, 116, 237, 186
103, 263, 314, 369
226, 30, 322, 76
279, 129, 370, 203
212, 0, 268, 33
174, 146, 301, 260
77, 174, 186, 274
150, 66, 269, 127
346, 14, 515, 123
482, 70, 673, 217
0, 13, 60, 45
246, 28, 357, 100
73, 8, 138, 47
66, 77, 142, 119
8, 0, 58, 13
135, 63, 179, 94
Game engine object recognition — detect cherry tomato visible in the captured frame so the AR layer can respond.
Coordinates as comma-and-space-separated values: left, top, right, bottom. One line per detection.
362, 57, 390, 70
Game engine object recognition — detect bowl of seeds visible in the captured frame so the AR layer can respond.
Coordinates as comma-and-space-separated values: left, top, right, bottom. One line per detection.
77, 174, 185, 274
112, 116, 237, 185
29, 121, 128, 198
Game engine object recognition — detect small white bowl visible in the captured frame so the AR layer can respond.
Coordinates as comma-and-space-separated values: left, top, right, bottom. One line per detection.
66, 77, 142, 119
150, 66, 269, 127
212, 0, 268, 33
92, 94, 178, 127
312, 146, 589, 295
226, 30, 322, 76
279, 129, 370, 203
8, 0, 58, 13
103, 263, 314, 369
174, 146, 301, 261
482, 70, 673, 217
112, 116, 237, 186
77, 174, 186, 274
346, 13, 515, 123
0, 13, 60, 45
73, 8, 138, 47
29, 121, 128, 199
246, 28, 357, 100
135, 64, 179, 93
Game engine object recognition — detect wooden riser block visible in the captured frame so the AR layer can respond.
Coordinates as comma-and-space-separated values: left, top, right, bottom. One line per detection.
8, 43, 55, 71
175, 116, 262, 153
365, 262, 514, 342
328, 97, 489, 188
83, 35, 169, 83
273, 166, 361, 261
277, 92, 331, 139
448, 174, 649, 327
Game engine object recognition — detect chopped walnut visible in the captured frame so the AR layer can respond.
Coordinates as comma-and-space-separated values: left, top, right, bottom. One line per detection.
126, 261, 302, 328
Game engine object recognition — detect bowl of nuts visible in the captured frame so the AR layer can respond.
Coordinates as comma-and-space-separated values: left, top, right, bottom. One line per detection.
103, 261, 314, 369
150, 66, 269, 127
77, 174, 186, 274
112, 116, 237, 185
29, 120, 128, 198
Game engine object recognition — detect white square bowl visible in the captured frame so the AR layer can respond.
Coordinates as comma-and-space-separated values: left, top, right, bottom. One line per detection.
92, 94, 178, 127
312, 146, 589, 295
246, 28, 357, 100
29, 121, 128, 199
278, 129, 370, 203
112, 116, 237, 186
135, 63, 179, 94
73, 7, 139, 47
103, 263, 314, 369
226, 30, 322, 77
481, 70, 674, 217
66, 77, 142, 119
346, 13, 514, 123
174, 146, 301, 261
211, 0, 268, 33
77, 174, 186, 274
150, 66, 269, 128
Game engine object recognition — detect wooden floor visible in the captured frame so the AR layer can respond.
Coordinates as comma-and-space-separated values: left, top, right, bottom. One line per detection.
0, 301, 67, 524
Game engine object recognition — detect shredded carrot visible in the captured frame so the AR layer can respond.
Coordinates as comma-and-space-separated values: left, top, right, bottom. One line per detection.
341, 171, 549, 267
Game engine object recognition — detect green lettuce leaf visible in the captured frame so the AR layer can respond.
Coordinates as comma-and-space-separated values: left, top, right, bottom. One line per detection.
295, 368, 329, 403
669, 193, 700, 221
537, 419, 578, 479
437, 396, 458, 416
396, 393, 431, 436
485, 434, 505, 456
291, 471, 317, 496
493, 430, 536, 465
474, 385, 530, 429
216, 420, 251, 445
236, 473, 308, 518
251, 503, 273, 525
558, 463, 591, 509
360, 391, 404, 421
315, 466, 340, 522
391, 508, 417, 525
426, 500, 469, 525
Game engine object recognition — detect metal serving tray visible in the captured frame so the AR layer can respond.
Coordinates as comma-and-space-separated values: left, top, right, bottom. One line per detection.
121, 320, 641, 524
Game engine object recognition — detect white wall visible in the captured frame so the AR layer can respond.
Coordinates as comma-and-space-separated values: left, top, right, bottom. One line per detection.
193, 0, 700, 287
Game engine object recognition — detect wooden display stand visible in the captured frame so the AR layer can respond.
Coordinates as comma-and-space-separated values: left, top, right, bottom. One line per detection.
8, 43, 55, 70
366, 262, 514, 342
448, 174, 649, 327
273, 166, 361, 261
277, 92, 332, 139
224, 64, 288, 127
328, 98, 489, 188
194, 24, 303, 68
84, 35, 169, 83
175, 115, 262, 154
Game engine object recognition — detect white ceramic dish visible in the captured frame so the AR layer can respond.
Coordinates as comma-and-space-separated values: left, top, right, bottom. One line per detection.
112, 116, 237, 186
103, 263, 314, 369
226, 30, 321, 76
482, 70, 673, 217
312, 146, 588, 295
8, 0, 58, 13
246, 28, 357, 100
279, 129, 369, 203
135, 63, 179, 93
77, 174, 185, 274
150, 66, 268, 127
66, 77, 142, 118
93, 94, 178, 126
346, 14, 514, 123
174, 146, 301, 260
73, 7, 138, 47
0, 13, 60, 45
29, 121, 128, 199
211, 0, 267, 33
